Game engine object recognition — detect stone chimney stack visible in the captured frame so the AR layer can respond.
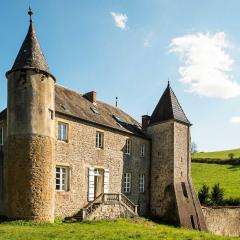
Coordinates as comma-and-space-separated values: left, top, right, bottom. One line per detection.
84, 91, 96, 104
142, 115, 150, 129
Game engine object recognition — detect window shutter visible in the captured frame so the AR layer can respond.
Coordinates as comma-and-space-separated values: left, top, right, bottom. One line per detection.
88, 167, 95, 201
104, 169, 110, 193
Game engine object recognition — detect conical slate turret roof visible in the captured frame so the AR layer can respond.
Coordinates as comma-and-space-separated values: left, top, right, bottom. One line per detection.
11, 15, 50, 75
150, 82, 191, 125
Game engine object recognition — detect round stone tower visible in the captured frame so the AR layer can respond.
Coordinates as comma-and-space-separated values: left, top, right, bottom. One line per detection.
5, 8, 55, 222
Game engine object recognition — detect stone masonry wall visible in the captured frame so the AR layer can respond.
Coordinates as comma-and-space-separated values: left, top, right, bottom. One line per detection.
55, 114, 150, 218
86, 203, 135, 220
7, 135, 55, 222
147, 121, 178, 222
202, 207, 240, 237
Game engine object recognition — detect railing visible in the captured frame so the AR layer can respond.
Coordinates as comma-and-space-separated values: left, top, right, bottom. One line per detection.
81, 193, 138, 219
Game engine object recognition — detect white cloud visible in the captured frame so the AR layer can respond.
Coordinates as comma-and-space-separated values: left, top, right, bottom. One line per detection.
230, 116, 240, 124
144, 40, 151, 48
110, 12, 128, 30
169, 32, 240, 99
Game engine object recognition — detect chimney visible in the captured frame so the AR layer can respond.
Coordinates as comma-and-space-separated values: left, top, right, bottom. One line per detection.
84, 91, 96, 104
142, 115, 150, 129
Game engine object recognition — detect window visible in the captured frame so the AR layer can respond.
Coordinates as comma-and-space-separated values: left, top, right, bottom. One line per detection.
48, 109, 54, 120
140, 143, 145, 157
56, 166, 69, 191
125, 139, 131, 155
139, 174, 145, 193
96, 131, 104, 149
124, 173, 131, 193
0, 127, 3, 146
181, 182, 188, 198
58, 122, 68, 142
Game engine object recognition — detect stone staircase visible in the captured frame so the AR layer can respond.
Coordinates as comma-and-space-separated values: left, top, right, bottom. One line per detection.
73, 193, 138, 221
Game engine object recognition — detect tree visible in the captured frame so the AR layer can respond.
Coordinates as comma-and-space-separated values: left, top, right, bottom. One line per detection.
210, 183, 224, 205
198, 184, 210, 205
228, 153, 235, 160
191, 142, 198, 153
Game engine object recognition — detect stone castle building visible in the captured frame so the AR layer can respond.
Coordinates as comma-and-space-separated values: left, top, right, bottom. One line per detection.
0, 9, 207, 230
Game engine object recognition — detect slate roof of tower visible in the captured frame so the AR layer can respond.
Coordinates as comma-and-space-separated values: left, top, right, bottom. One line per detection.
150, 83, 191, 125
10, 21, 50, 74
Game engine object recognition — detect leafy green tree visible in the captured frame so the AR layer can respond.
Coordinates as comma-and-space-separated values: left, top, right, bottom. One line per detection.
198, 184, 210, 205
228, 153, 235, 159
210, 183, 224, 205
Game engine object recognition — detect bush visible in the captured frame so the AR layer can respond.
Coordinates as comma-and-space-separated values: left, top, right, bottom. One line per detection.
210, 183, 224, 205
198, 184, 210, 205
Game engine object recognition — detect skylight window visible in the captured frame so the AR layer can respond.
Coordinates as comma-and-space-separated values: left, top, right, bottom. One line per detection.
113, 115, 124, 123
90, 106, 99, 114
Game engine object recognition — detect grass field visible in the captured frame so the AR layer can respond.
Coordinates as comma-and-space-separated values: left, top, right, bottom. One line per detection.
0, 218, 239, 240
191, 163, 240, 198
192, 149, 240, 160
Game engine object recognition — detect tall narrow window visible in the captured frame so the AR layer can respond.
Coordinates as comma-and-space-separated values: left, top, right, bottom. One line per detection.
96, 131, 104, 149
56, 166, 69, 191
48, 109, 54, 120
125, 139, 131, 155
139, 174, 145, 193
0, 127, 3, 146
124, 173, 131, 193
181, 182, 188, 198
58, 122, 68, 142
140, 143, 145, 157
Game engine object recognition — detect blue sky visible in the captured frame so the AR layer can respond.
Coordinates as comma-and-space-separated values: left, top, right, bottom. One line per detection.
1, 0, 240, 151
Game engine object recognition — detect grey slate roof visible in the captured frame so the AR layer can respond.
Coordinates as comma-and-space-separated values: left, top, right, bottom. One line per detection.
55, 85, 146, 137
150, 83, 191, 125
11, 21, 50, 74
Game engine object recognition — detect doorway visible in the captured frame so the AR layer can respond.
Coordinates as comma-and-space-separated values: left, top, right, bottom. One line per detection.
94, 169, 104, 198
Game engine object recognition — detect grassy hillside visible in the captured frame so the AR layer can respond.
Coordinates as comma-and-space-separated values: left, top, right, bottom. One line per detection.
0, 218, 238, 240
192, 149, 240, 160
192, 163, 240, 198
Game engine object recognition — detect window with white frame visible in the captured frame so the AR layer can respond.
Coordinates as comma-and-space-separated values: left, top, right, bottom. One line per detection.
140, 143, 145, 157
56, 166, 69, 191
96, 131, 104, 149
124, 173, 131, 193
58, 122, 68, 142
125, 139, 131, 155
139, 174, 145, 193
0, 127, 3, 146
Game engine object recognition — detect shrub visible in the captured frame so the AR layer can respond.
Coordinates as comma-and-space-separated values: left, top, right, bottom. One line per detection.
198, 184, 210, 205
210, 183, 224, 205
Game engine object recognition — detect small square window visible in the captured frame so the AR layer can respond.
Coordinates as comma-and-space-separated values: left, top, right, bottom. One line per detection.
124, 173, 131, 193
58, 122, 68, 142
0, 127, 4, 146
125, 139, 131, 155
140, 143, 145, 157
56, 166, 69, 191
96, 131, 104, 149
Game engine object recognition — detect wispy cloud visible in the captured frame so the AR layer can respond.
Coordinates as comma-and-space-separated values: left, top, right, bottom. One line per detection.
169, 32, 240, 99
230, 116, 240, 124
110, 12, 128, 30
143, 32, 154, 48
144, 40, 150, 48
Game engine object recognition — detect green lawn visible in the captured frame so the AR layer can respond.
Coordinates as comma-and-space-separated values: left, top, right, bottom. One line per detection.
192, 149, 240, 160
192, 163, 240, 198
0, 218, 238, 240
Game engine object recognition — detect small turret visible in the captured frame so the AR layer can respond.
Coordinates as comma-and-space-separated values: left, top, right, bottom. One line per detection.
147, 82, 207, 230
6, 8, 55, 222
